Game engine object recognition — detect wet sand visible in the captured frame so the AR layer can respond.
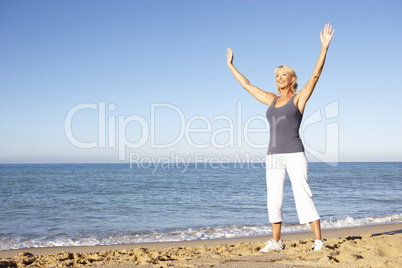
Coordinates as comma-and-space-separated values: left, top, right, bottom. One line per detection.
1, 223, 401, 267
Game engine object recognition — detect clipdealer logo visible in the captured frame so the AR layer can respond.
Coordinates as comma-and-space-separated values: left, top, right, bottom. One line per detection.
64, 101, 339, 167
64, 102, 268, 160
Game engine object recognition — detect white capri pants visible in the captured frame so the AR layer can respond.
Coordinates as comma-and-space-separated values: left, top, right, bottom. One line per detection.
265, 152, 320, 224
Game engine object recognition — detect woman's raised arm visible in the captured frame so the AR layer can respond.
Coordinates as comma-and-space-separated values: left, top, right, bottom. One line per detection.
226, 48, 276, 106
296, 23, 335, 114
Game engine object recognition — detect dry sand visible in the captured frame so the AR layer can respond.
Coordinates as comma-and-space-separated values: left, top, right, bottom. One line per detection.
0, 223, 401, 267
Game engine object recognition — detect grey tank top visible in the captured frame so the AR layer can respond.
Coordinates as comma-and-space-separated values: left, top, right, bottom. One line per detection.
266, 95, 304, 154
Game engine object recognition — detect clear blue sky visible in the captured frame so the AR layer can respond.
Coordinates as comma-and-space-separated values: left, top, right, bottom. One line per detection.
1, 0, 401, 163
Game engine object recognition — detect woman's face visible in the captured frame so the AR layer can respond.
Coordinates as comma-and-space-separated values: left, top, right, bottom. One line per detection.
275, 69, 293, 90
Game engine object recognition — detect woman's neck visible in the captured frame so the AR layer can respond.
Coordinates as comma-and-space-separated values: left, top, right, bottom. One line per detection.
279, 89, 294, 98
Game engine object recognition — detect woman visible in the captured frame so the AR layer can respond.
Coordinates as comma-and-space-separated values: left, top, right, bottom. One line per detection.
226, 23, 335, 251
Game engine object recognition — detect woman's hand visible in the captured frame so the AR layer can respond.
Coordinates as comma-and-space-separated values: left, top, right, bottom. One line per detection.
320, 23, 335, 48
226, 48, 234, 66
296, 23, 335, 114
225, 47, 276, 106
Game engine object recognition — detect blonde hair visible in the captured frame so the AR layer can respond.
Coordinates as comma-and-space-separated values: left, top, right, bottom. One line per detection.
275, 65, 298, 94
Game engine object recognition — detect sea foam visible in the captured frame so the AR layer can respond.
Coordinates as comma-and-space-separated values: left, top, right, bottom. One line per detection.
1, 214, 401, 250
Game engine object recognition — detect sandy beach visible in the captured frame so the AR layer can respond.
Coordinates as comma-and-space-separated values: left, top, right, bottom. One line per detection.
0, 223, 401, 267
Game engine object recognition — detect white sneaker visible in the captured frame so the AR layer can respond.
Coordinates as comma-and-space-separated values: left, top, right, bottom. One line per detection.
260, 239, 284, 252
311, 240, 324, 251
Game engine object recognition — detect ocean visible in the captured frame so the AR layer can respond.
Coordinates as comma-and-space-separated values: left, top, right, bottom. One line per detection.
0, 162, 401, 250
